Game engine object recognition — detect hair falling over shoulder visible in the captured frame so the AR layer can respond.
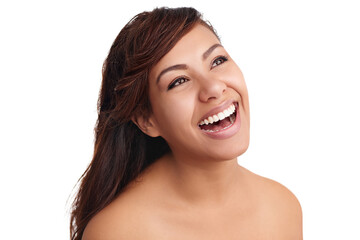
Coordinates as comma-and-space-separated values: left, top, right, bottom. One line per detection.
69, 7, 217, 240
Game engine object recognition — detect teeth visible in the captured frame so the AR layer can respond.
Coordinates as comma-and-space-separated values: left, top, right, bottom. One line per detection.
199, 103, 236, 126
202, 114, 236, 132
218, 112, 225, 120
208, 116, 214, 124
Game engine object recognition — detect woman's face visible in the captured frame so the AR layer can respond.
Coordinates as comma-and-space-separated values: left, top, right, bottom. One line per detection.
146, 24, 250, 162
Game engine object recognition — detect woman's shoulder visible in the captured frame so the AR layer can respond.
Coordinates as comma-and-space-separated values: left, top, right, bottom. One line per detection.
82, 177, 161, 240
82, 159, 173, 240
240, 166, 303, 238
243, 167, 300, 201
82, 193, 144, 239
247, 168, 301, 208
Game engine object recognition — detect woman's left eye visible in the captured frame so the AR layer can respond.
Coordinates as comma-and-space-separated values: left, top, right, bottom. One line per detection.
211, 56, 228, 69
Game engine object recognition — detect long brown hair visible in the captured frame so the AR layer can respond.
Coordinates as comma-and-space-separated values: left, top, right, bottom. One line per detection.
70, 7, 217, 240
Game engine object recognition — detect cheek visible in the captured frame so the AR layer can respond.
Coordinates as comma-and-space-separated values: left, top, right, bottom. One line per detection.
226, 66, 250, 118
225, 66, 248, 98
151, 92, 196, 136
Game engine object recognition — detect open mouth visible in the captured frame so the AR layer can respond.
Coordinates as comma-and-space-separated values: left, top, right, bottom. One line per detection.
198, 103, 238, 132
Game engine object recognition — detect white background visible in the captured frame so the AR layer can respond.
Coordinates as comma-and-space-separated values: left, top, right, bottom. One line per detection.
1, 0, 359, 239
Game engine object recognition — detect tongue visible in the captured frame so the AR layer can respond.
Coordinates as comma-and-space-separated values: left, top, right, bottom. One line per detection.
200, 117, 231, 131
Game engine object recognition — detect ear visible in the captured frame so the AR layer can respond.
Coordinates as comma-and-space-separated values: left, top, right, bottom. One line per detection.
132, 114, 160, 138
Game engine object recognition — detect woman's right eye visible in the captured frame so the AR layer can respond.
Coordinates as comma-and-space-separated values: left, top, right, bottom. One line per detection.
168, 77, 189, 90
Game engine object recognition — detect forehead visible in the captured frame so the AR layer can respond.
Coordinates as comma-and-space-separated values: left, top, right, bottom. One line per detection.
150, 24, 220, 77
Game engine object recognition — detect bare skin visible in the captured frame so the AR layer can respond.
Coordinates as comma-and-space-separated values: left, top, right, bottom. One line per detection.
83, 24, 302, 239
83, 154, 302, 240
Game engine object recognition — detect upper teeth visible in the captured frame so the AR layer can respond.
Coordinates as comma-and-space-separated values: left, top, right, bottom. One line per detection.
199, 103, 236, 126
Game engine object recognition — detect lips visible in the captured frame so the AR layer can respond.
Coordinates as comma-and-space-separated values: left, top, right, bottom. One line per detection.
197, 100, 241, 140
199, 103, 236, 126
197, 101, 238, 133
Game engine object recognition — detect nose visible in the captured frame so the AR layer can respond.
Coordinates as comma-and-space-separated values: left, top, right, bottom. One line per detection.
198, 76, 227, 102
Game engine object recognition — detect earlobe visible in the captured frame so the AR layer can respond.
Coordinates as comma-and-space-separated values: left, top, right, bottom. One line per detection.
132, 115, 160, 138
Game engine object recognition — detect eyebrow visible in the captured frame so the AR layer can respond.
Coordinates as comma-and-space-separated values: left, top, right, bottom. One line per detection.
156, 43, 223, 84
202, 43, 223, 60
156, 64, 188, 84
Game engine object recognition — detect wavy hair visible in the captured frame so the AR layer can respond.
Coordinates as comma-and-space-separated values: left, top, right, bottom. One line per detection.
70, 7, 217, 240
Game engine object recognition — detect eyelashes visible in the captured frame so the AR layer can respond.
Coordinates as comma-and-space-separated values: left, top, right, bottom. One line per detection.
211, 55, 228, 69
168, 76, 189, 90
167, 55, 228, 90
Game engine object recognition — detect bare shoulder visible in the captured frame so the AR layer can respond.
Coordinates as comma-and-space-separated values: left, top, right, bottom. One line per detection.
247, 168, 301, 207
82, 182, 159, 240
82, 195, 140, 240
240, 167, 303, 239
82, 158, 173, 240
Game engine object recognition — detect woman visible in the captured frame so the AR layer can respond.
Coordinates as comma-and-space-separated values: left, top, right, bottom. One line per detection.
70, 7, 302, 240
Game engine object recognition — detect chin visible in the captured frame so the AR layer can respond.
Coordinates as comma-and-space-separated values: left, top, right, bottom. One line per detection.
204, 140, 250, 162
229, 136, 250, 160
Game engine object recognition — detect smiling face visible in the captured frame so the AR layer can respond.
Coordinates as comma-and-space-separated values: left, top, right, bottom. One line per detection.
141, 24, 250, 162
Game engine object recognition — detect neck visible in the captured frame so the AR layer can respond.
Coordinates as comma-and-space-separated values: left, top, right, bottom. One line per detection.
162, 152, 243, 206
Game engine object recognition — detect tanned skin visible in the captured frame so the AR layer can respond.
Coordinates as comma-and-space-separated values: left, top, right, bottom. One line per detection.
83, 24, 303, 240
